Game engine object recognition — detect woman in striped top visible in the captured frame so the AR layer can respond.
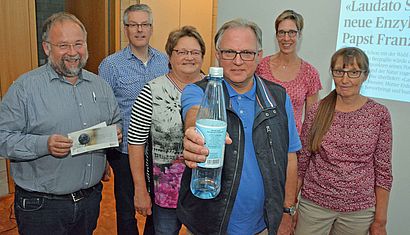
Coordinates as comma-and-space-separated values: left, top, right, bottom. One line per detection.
127, 26, 205, 234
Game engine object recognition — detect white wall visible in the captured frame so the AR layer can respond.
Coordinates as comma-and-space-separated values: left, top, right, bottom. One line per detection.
217, 0, 410, 234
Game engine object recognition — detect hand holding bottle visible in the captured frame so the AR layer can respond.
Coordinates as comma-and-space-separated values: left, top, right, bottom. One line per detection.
183, 126, 232, 169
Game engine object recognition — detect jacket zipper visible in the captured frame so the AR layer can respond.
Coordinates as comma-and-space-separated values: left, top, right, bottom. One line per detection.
266, 125, 277, 165
219, 121, 241, 234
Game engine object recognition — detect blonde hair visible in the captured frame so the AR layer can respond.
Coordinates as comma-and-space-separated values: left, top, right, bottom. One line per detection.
275, 10, 304, 33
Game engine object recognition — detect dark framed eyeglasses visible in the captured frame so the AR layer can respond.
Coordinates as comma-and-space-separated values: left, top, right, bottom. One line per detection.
277, 30, 298, 38
172, 49, 202, 57
124, 23, 152, 30
45, 41, 86, 51
219, 49, 257, 61
331, 70, 366, 78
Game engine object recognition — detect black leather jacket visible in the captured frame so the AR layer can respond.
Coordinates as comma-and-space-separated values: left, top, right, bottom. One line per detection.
177, 76, 289, 235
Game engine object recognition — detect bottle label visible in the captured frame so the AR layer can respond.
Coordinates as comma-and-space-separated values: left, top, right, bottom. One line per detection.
195, 119, 227, 168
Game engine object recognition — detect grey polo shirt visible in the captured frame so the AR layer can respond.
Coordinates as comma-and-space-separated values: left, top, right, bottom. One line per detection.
0, 64, 121, 194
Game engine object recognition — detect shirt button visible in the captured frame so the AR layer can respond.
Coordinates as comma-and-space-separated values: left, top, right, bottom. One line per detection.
233, 150, 238, 155
79, 103, 82, 106
265, 112, 270, 117
239, 110, 244, 114
83, 123, 87, 126
85, 182, 89, 185
238, 96, 242, 100
87, 164, 91, 167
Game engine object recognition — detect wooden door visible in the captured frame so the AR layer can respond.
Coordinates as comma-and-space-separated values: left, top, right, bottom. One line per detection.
180, 0, 214, 71
65, 0, 120, 74
140, 0, 215, 72
139, 0, 180, 53
0, 0, 38, 97
0, 0, 38, 194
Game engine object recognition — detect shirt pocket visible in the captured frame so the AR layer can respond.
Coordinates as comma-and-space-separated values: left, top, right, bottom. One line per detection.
96, 97, 112, 124
117, 73, 145, 99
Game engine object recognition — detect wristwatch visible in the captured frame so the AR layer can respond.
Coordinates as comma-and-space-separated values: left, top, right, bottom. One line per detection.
283, 205, 296, 216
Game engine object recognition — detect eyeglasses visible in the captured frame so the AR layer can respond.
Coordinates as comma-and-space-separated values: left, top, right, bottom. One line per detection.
277, 30, 298, 38
219, 49, 257, 61
124, 23, 152, 30
45, 41, 86, 51
172, 49, 202, 57
331, 70, 366, 78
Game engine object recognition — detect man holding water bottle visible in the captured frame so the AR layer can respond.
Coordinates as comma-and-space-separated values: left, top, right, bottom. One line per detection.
177, 18, 301, 235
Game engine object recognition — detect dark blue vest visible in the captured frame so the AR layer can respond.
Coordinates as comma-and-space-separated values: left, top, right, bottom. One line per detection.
177, 76, 289, 235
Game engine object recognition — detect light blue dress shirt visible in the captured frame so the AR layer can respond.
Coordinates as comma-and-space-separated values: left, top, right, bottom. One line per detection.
0, 64, 121, 194
98, 45, 169, 154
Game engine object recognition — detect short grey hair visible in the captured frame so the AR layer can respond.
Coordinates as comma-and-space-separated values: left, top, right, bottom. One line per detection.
123, 4, 153, 25
214, 18, 262, 50
42, 12, 87, 42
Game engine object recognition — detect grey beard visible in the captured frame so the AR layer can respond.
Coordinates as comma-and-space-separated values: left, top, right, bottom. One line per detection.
48, 54, 88, 77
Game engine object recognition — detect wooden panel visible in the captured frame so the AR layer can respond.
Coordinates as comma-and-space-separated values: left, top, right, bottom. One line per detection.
110, 0, 121, 54
140, 0, 214, 73
0, 0, 38, 98
0, 0, 38, 194
140, 0, 180, 52
180, 0, 214, 72
65, 0, 109, 74
6, 161, 13, 193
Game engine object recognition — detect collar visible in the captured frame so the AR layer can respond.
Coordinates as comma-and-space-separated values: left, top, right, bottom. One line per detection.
125, 44, 155, 62
254, 75, 276, 109
220, 74, 278, 120
223, 76, 256, 101
45, 63, 88, 83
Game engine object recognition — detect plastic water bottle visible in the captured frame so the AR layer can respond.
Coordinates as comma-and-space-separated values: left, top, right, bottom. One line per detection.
190, 67, 227, 199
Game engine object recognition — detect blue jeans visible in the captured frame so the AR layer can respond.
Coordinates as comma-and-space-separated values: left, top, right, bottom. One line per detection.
107, 149, 154, 235
14, 183, 102, 235
153, 204, 182, 235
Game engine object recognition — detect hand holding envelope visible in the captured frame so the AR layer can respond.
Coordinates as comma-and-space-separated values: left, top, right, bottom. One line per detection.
68, 122, 119, 156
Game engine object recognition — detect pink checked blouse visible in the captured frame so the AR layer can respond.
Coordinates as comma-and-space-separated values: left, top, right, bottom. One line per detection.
298, 99, 393, 212
256, 56, 322, 133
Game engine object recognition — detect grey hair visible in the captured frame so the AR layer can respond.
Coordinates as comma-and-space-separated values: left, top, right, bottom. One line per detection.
214, 18, 262, 50
42, 12, 87, 42
123, 4, 153, 25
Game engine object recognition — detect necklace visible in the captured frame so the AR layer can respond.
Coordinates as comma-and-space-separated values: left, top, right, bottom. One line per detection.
271, 54, 300, 71
168, 71, 202, 91
170, 72, 188, 85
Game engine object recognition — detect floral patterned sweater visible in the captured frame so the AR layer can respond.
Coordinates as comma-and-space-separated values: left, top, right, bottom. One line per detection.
128, 75, 185, 208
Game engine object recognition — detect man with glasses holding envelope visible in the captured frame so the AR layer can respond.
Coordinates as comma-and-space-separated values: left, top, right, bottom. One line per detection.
0, 12, 121, 235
